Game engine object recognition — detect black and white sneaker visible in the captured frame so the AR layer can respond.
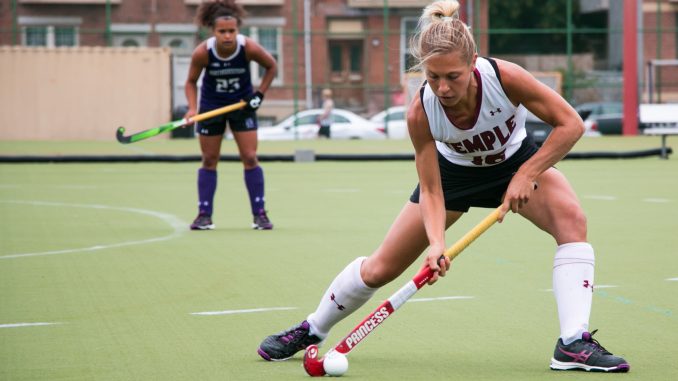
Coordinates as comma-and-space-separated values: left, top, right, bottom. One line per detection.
190, 213, 214, 230
252, 209, 273, 230
550, 330, 630, 372
257, 320, 322, 361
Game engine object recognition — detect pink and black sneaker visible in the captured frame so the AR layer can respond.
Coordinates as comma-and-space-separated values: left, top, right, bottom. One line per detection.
257, 320, 322, 361
550, 330, 630, 372
252, 209, 273, 230
190, 213, 214, 230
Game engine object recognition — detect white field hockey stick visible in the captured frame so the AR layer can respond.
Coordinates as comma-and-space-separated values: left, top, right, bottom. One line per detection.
303, 207, 501, 376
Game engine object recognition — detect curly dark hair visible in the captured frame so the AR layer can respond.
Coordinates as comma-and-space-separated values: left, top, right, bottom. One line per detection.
195, 0, 247, 28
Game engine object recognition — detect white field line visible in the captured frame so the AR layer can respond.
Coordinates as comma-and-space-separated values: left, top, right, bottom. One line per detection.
543, 285, 617, 292
0, 200, 186, 260
0, 322, 61, 329
190, 297, 474, 316
191, 307, 298, 316
409, 296, 474, 303
51, 185, 99, 190
323, 188, 360, 193
643, 198, 672, 203
667, 278, 678, 281
583, 195, 618, 201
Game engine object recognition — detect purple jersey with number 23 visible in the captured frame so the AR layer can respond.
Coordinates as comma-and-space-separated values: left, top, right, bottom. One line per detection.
199, 34, 253, 112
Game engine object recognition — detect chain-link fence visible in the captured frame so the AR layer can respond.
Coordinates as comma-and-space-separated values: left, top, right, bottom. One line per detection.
1, 0, 676, 135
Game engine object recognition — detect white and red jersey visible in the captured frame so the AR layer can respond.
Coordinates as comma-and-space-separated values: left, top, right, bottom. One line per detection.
420, 57, 527, 167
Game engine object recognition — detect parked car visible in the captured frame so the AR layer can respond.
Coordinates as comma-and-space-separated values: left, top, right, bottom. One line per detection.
524, 108, 601, 146
575, 102, 622, 135
369, 106, 408, 139
524, 110, 553, 146
257, 108, 386, 141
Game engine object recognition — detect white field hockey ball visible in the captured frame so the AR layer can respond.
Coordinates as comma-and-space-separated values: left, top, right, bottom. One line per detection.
323, 351, 349, 377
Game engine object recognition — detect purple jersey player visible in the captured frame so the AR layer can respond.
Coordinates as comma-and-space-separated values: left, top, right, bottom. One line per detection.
185, 0, 277, 231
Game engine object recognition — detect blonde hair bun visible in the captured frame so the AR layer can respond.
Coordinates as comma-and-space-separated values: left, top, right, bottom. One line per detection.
423, 0, 461, 25
409, 0, 475, 69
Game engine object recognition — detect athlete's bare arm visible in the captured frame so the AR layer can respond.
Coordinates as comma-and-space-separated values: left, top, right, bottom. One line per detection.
244, 37, 278, 94
185, 42, 209, 120
495, 59, 584, 219
407, 95, 450, 284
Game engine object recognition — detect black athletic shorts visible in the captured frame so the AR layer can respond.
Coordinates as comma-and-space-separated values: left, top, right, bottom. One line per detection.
409, 134, 539, 212
196, 107, 258, 136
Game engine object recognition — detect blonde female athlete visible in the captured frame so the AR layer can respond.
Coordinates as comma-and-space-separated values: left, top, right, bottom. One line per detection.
258, 0, 628, 372
186, 0, 277, 231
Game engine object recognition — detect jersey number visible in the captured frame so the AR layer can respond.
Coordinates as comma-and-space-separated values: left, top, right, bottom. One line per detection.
216, 78, 241, 93
471, 150, 506, 166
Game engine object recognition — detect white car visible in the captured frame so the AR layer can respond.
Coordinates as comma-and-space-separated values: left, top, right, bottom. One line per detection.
369, 106, 408, 139
258, 108, 386, 141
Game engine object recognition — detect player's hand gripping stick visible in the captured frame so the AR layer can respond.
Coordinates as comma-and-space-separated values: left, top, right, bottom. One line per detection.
303, 207, 502, 377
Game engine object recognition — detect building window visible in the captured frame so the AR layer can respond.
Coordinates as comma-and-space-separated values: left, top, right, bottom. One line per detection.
121, 39, 140, 47
400, 17, 419, 74
241, 26, 282, 86
169, 39, 185, 49
112, 35, 148, 47
156, 24, 198, 56
159, 35, 195, 56
111, 24, 151, 48
349, 43, 362, 72
330, 45, 342, 72
22, 25, 78, 47
24, 26, 47, 46
54, 26, 77, 46
19, 17, 81, 47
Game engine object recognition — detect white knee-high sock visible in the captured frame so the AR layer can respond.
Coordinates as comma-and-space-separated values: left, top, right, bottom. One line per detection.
307, 257, 378, 339
553, 242, 595, 345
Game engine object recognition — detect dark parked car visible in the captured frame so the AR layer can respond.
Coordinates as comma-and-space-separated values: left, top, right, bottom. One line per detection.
524, 110, 553, 146
524, 107, 602, 146
575, 102, 622, 135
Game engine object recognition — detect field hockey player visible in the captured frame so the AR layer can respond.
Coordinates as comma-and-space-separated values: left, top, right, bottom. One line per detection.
257, 0, 629, 373
185, 0, 277, 231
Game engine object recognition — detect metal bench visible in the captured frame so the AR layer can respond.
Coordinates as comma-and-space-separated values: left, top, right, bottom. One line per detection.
640, 104, 678, 159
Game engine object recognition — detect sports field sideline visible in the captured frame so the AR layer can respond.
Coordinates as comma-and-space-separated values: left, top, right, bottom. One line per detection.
1, 137, 677, 380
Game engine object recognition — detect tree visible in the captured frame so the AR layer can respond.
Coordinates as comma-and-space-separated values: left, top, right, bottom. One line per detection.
488, 0, 606, 56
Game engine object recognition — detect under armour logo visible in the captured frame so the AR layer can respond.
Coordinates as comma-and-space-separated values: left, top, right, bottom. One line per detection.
330, 293, 345, 311
489, 107, 502, 116
583, 280, 594, 291
249, 97, 261, 108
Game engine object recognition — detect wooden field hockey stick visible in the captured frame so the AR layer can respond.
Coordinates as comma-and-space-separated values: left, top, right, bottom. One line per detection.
116, 101, 246, 144
303, 207, 502, 376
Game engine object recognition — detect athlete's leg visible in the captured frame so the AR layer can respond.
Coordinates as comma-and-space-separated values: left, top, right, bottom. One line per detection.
232, 130, 270, 229
308, 202, 463, 338
196, 134, 223, 217
518, 168, 628, 372
232, 129, 259, 170
518, 168, 591, 342
259, 202, 463, 360
516, 167, 587, 245
362, 202, 463, 287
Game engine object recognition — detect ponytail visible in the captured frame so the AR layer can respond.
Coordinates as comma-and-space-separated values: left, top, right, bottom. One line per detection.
410, 0, 476, 70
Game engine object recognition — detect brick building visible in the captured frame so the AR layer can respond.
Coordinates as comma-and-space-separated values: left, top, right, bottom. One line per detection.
0, 0, 492, 122
1, 0, 676, 122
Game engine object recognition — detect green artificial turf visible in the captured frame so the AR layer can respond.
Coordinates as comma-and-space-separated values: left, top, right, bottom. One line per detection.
0, 134, 674, 156
0, 143, 676, 380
